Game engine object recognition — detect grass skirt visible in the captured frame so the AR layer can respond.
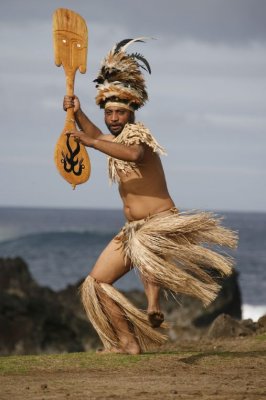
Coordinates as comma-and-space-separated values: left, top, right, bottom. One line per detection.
80, 209, 238, 351
80, 276, 168, 351
116, 209, 238, 306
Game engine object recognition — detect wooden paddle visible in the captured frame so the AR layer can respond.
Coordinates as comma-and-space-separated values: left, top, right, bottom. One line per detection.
53, 8, 91, 189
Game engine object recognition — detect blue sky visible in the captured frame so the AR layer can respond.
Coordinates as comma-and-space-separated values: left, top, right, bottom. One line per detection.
0, 0, 265, 211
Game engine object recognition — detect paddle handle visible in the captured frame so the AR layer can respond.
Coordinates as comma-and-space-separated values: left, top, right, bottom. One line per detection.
65, 69, 76, 125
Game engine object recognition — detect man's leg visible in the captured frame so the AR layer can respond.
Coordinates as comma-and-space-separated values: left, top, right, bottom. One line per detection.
141, 275, 164, 328
86, 237, 140, 354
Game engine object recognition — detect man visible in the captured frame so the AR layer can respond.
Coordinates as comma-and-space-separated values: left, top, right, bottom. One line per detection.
63, 38, 237, 354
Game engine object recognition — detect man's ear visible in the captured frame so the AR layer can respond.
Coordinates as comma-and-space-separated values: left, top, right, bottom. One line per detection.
130, 111, 136, 123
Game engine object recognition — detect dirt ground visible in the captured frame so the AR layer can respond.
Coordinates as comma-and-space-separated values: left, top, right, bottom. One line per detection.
0, 336, 266, 400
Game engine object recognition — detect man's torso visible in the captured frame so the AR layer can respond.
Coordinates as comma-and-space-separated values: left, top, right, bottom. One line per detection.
101, 132, 174, 221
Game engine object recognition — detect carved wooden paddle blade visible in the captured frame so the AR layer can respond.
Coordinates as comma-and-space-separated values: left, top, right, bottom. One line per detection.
54, 128, 91, 189
53, 8, 88, 74
52, 8, 91, 189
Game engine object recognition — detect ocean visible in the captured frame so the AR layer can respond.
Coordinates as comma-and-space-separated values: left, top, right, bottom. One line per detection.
0, 206, 265, 321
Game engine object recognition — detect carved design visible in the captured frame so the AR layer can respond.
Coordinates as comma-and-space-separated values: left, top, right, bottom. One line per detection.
53, 8, 88, 75
53, 31, 87, 74
61, 134, 85, 176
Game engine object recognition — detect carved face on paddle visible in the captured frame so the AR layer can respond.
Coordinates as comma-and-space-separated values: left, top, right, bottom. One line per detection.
53, 8, 88, 74
53, 32, 87, 74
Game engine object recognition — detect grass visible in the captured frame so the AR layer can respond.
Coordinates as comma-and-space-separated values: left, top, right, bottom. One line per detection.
0, 352, 143, 375
178, 349, 266, 366
255, 333, 266, 341
1, 341, 265, 375
0, 349, 202, 376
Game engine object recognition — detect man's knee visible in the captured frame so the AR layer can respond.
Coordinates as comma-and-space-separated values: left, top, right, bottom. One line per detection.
89, 271, 113, 285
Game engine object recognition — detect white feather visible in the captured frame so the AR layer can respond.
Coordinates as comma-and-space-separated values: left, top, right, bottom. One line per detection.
120, 37, 153, 52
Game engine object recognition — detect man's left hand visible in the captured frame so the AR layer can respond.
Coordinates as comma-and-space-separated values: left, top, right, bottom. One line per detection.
65, 130, 95, 147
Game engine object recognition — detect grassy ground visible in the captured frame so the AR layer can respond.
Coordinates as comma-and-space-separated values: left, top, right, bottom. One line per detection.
0, 335, 266, 400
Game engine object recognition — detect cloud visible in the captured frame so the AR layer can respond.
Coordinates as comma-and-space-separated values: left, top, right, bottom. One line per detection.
0, 0, 266, 211
1, 0, 266, 44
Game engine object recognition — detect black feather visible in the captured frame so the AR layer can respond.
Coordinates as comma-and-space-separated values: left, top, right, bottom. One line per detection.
114, 39, 133, 54
130, 52, 151, 74
114, 38, 145, 54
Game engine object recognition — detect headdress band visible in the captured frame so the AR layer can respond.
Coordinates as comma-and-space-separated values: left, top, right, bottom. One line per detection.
104, 102, 135, 112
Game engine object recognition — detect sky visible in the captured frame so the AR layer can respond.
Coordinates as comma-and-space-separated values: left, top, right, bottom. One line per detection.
0, 0, 265, 212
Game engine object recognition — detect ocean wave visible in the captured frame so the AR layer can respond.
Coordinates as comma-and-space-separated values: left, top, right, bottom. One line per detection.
0, 230, 116, 246
242, 304, 266, 321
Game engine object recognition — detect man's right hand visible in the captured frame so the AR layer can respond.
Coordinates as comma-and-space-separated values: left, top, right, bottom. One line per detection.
63, 95, 81, 113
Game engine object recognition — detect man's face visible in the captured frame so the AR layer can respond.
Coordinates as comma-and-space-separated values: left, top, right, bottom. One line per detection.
104, 107, 134, 136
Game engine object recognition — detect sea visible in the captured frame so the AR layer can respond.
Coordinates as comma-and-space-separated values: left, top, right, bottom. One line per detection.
0, 206, 265, 321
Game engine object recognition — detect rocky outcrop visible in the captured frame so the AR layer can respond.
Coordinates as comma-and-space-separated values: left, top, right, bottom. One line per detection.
0, 257, 245, 355
207, 313, 266, 339
0, 258, 100, 355
148, 269, 243, 340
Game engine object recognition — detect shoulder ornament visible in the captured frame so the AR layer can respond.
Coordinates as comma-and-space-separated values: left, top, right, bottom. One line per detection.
108, 122, 166, 183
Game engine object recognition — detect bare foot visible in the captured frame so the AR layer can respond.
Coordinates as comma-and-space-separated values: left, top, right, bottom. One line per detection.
96, 347, 125, 355
122, 342, 141, 355
96, 341, 141, 355
119, 337, 141, 355
148, 311, 165, 328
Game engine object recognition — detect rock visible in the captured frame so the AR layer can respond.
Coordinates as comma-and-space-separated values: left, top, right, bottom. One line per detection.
257, 315, 266, 330
241, 318, 258, 332
0, 257, 244, 354
192, 270, 242, 327
0, 257, 37, 296
257, 315, 266, 333
207, 314, 255, 339
0, 258, 100, 355
144, 269, 242, 341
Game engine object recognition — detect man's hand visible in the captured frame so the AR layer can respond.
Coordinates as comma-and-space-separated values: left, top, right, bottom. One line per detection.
65, 130, 145, 162
65, 130, 95, 147
63, 95, 81, 113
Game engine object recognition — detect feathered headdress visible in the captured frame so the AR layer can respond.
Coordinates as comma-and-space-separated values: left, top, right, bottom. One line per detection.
94, 37, 152, 111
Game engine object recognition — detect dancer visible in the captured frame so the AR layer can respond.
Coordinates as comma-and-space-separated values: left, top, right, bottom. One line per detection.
63, 38, 238, 354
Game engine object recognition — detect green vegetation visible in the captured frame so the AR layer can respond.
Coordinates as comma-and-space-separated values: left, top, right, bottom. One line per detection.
0, 350, 199, 375
1, 345, 265, 375
0, 352, 143, 375
255, 333, 266, 341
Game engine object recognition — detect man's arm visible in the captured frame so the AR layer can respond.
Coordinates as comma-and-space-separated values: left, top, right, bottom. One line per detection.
63, 95, 104, 139
74, 109, 103, 139
68, 130, 145, 162
64, 95, 144, 162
